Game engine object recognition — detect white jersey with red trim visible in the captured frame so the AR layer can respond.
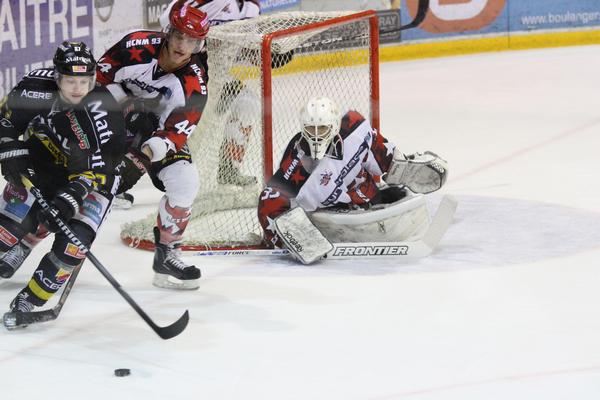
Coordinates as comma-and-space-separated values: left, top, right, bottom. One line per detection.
257, 111, 397, 247
294, 119, 389, 212
97, 31, 208, 151
159, 0, 260, 28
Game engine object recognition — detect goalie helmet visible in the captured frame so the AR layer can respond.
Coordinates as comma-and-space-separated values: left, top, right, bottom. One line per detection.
169, 0, 209, 40
300, 96, 341, 160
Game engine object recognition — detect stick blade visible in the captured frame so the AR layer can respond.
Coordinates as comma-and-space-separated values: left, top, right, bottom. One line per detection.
422, 195, 458, 250
3, 309, 58, 330
153, 310, 190, 340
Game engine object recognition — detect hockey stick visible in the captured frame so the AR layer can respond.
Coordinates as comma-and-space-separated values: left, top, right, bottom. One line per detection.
3, 262, 82, 329
191, 195, 457, 260
14, 176, 189, 339
381, 0, 430, 34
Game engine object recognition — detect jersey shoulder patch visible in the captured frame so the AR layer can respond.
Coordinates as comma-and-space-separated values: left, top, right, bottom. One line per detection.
121, 30, 164, 49
339, 110, 366, 139
17, 69, 57, 100
175, 58, 208, 101
116, 30, 164, 65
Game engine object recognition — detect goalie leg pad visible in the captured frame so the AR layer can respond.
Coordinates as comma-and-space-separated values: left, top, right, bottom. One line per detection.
310, 193, 430, 243
386, 150, 448, 194
274, 207, 333, 265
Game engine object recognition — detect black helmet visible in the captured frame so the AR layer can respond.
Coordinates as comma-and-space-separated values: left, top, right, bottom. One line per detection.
53, 41, 96, 76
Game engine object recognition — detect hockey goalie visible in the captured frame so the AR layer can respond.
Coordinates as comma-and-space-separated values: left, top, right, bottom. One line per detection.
257, 96, 450, 264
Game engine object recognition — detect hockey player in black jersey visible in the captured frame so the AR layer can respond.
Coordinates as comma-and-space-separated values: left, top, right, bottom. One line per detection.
0, 42, 125, 315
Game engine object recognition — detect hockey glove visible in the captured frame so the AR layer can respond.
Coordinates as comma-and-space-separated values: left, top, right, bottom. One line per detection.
38, 181, 90, 232
125, 110, 159, 139
141, 136, 171, 162
0, 140, 35, 187
116, 148, 151, 194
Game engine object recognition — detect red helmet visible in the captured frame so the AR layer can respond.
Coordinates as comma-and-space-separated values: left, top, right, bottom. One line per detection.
169, 1, 209, 39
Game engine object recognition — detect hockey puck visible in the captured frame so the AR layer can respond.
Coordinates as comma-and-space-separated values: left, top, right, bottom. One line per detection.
114, 368, 131, 377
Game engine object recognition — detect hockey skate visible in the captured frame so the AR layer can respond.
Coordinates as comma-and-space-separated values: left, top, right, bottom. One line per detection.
152, 228, 200, 290
217, 158, 257, 186
113, 192, 135, 210
0, 242, 32, 279
3, 290, 36, 329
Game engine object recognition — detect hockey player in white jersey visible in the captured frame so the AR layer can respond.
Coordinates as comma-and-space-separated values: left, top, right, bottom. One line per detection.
164, 0, 263, 187
96, 2, 210, 289
257, 97, 449, 264
159, 0, 260, 28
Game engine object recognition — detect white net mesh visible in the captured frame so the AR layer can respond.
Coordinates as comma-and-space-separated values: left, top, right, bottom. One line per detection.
121, 11, 378, 250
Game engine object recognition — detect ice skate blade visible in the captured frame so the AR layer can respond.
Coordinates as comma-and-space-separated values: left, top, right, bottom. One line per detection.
152, 273, 199, 290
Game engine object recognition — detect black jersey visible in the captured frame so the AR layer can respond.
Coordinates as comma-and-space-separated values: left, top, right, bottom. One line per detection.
0, 68, 126, 197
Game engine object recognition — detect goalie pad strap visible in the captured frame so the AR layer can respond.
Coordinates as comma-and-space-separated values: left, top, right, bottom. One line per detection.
274, 207, 333, 265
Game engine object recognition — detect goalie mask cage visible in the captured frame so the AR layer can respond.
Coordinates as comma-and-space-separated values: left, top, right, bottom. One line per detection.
121, 10, 380, 251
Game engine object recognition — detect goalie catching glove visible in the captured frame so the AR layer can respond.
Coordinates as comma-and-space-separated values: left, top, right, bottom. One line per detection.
274, 207, 333, 265
385, 150, 448, 194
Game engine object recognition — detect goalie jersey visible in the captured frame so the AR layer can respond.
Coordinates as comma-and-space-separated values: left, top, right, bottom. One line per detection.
258, 111, 396, 247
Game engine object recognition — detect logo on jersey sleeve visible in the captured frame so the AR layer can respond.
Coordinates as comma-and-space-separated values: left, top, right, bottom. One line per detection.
65, 243, 86, 259
185, 65, 207, 96
20, 90, 53, 100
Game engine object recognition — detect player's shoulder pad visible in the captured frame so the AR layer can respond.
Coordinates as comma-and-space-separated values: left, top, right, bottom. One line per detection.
273, 133, 310, 190
339, 110, 366, 139
84, 85, 123, 113
174, 56, 208, 102
119, 30, 165, 50
14, 68, 58, 101
289, 132, 309, 154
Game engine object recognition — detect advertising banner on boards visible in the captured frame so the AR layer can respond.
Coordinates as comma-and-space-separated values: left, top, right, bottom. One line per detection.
400, 0, 600, 41
0, 0, 93, 97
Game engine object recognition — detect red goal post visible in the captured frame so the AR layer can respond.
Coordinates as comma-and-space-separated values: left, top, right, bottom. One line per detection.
121, 10, 380, 251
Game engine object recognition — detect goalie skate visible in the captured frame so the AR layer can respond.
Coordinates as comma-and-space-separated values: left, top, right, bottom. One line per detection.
152, 228, 201, 290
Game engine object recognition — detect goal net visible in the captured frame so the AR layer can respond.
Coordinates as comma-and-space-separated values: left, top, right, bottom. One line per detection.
121, 10, 380, 251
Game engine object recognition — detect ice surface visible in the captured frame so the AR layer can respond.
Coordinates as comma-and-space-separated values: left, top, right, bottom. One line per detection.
2, 45, 600, 400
